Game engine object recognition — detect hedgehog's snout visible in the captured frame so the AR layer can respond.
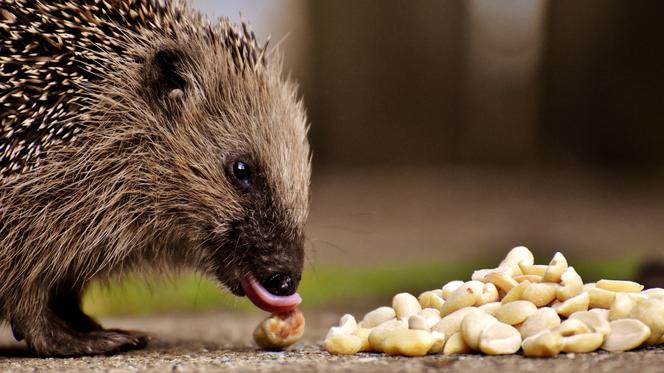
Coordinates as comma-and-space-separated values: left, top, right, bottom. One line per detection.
250, 237, 304, 297
263, 272, 297, 296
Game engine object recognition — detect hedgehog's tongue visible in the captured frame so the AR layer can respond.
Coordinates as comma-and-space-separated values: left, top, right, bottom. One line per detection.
240, 275, 301, 313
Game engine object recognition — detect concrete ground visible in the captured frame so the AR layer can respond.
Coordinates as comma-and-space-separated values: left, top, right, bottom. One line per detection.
1, 311, 664, 372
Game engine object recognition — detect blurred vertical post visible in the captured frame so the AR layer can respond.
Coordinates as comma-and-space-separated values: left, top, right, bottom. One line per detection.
461, 0, 548, 163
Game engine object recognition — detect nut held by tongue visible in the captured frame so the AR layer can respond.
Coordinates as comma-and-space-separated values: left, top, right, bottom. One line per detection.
253, 309, 305, 349
244, 275, 305, 349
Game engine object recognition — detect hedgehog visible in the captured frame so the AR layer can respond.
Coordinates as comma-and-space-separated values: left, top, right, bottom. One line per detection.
0, 0, 311, 357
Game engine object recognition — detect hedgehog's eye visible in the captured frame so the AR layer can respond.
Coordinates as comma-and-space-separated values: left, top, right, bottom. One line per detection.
230, 160, 253, 189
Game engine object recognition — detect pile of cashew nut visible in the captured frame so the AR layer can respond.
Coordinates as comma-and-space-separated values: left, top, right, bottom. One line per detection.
323, 246, 661, 357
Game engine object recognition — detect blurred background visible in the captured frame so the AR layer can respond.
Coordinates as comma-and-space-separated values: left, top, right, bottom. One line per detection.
86, 0, 664, 316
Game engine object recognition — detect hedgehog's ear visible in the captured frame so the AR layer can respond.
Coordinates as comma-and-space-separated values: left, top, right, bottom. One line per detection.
143, 48, 190, 117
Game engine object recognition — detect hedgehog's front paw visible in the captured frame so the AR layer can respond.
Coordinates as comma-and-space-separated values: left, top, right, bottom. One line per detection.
30, 329, 149, 357
25, 315, 149, 357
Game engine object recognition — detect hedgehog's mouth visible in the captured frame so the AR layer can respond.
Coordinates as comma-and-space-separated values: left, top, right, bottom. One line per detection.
209, 230, 303, 313
239, 274, 301, 313
221, 271, 302, 313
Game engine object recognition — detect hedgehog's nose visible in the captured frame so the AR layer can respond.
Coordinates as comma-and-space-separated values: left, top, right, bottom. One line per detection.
264, 272, 296, 296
